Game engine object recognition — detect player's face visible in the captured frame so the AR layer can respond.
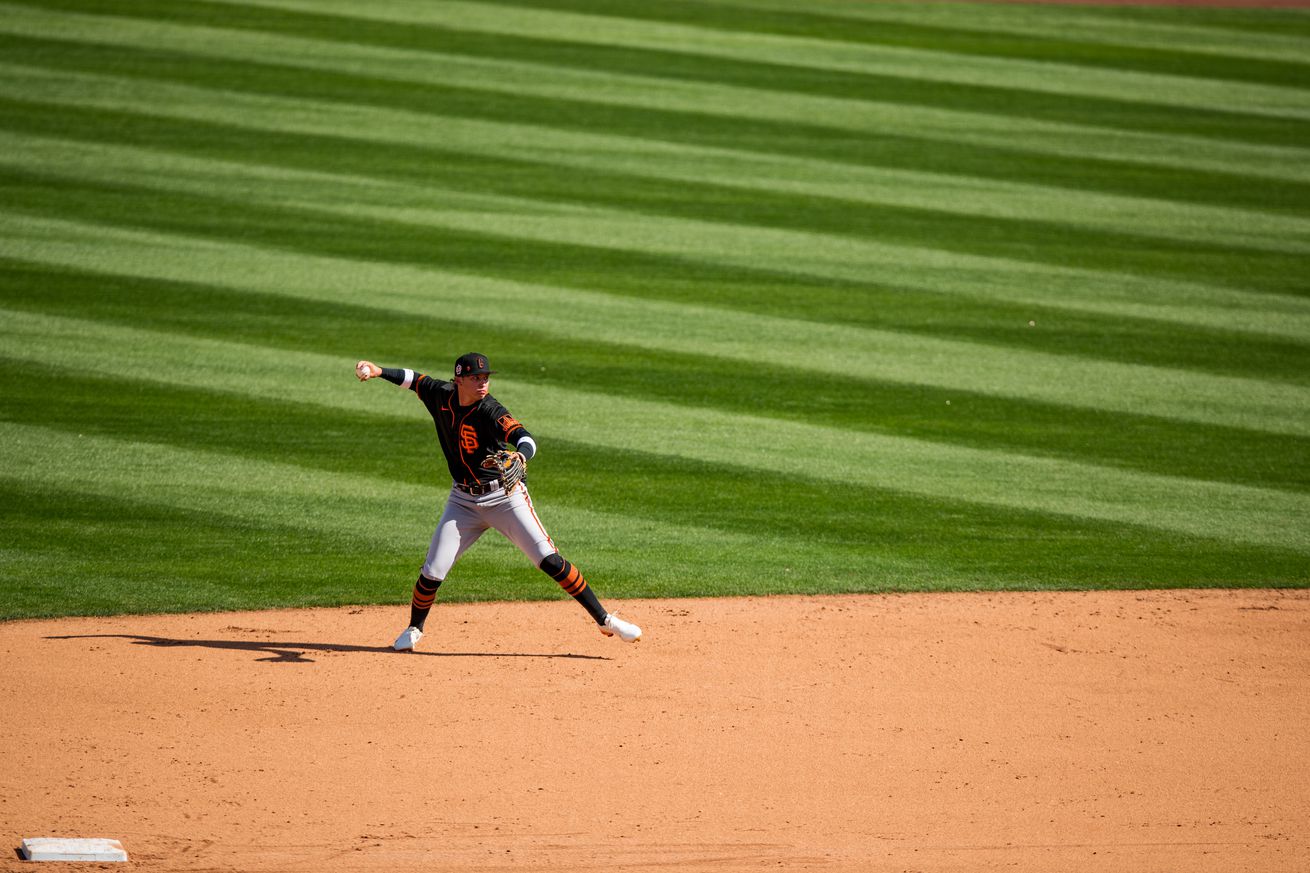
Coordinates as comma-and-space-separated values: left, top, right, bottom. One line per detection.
455, 373, 490, 404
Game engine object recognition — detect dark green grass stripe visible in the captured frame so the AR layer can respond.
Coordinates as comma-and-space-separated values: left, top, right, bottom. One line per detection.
5, 156, 1310, 387
5, 125, 1304, 302
3, 119, 1309, 316
9, 415, 1126, 607
9, 8, 1309, 189
0, 482, 414, 621
3, 271, 1307, 493
5, 374, 1308, 598
26, 0, 1310, 91
0, 361, 438, 491
469, 0, 1310, 89
7, 256, 1305, 391
534, 441, 1310, 590
11, 315, 1309, 543
5, 47, 1309, 220
0, 164, 838, 299
4, 110, 1305, 299
1090, 4, 1310, 39
3, 5, 1307, 151
22, 121, 1302, 264
0, 167, 889, 325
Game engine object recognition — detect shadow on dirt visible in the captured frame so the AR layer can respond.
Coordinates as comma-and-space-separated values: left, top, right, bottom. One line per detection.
45, 633, 610, 663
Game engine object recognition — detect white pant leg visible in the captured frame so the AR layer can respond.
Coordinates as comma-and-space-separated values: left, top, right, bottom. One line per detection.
421, 489, 490, 580
487, 484, 557, 565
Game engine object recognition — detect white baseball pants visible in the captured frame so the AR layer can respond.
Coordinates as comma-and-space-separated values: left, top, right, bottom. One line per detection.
421, 483, 557, 581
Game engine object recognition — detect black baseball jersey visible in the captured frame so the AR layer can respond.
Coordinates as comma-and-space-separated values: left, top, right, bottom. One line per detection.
385, 369, 531, 488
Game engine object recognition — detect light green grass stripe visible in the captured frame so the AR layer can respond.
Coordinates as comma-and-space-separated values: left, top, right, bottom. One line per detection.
729, 0, 1310, 64
6, 8, 1309, 184
2, 420, 899, 587
5, 217, 1309, 438
5, 129, 1309, 345
201, 0, 1310, 120
324, 205, 1310, 342
4, 308, 1308, 552
4, 65, 1308, 335
10, 91, 1310, 262
0, 422, 433, 551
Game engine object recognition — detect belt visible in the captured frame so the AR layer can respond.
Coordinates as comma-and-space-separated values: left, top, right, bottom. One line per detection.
456, 479, 502, 496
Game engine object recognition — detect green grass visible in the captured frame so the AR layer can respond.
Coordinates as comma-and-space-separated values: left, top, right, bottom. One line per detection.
1, 0, 1308, 620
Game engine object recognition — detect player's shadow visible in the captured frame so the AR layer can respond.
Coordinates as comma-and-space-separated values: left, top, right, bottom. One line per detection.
46, 634, 610, 664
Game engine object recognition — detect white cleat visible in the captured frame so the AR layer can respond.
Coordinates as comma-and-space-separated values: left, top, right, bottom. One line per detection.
601, 613, 642, 643
393, 626, 423, 651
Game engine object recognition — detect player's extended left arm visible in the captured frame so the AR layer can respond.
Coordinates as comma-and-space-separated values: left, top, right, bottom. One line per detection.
355, 360, 419, 388
356, 361, 442, 396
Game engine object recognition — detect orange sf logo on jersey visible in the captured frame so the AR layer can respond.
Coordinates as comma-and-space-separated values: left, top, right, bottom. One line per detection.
459, 424, 479, 453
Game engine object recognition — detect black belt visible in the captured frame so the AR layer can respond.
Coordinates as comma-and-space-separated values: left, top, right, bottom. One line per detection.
456, 479, 502, 496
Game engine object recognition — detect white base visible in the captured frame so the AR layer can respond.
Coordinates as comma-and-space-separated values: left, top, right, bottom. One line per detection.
20, 838, 128, 862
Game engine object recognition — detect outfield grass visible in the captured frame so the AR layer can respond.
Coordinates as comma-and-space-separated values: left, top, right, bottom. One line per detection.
1, 0, 1308, 620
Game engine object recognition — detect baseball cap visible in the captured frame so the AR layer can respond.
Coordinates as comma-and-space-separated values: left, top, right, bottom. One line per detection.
453, 352, 495, 376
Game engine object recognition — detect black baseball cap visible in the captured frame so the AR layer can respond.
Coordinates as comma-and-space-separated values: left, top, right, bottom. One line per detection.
453, 352, 495, 376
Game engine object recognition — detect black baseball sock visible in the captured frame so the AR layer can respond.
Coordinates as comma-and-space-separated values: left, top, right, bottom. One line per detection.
540, 554, 607, 625
409, 574, 442, 630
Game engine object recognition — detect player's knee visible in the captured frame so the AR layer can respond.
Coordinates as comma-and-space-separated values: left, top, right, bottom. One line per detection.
539, 553, 565, 577
540, 553, 586, 596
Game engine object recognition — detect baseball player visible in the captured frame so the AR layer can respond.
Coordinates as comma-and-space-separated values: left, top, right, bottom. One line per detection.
355, 352, 642, 650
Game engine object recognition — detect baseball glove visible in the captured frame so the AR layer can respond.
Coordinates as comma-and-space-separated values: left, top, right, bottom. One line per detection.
481, 449, 526, 492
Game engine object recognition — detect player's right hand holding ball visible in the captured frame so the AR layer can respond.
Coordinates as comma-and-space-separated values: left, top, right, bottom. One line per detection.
356, 360, 377, 381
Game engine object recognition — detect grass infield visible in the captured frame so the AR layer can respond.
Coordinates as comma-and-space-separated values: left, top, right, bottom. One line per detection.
1, 0, 1308, 620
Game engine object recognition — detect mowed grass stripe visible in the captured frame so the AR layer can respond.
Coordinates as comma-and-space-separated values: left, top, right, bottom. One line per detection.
5, 126, 1309, 347
0, 477, 941, 621
0, 482, 414, 619
3, 81, 1306, 335
6, 53, 1309, 229
0, 13, 1259, 241
4, 170, 1306, 404
185, 0, 1310, 125
6, 259, 1305, 493
619, 0, 1310, 68
5, 370, 1305, 609
0, 421, 997, 608
3, 58, 1308, 261
1088, 3, 1310, 39
6, 215, 1309, 438
1, 0, 1306, 611
0, 422, 433, 552
6, 8, 1310, 193
4, 307, 1308, 553
15, 0, 1308, 126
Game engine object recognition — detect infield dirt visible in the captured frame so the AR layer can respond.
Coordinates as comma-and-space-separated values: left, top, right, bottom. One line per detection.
1, 589, 1306, 872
